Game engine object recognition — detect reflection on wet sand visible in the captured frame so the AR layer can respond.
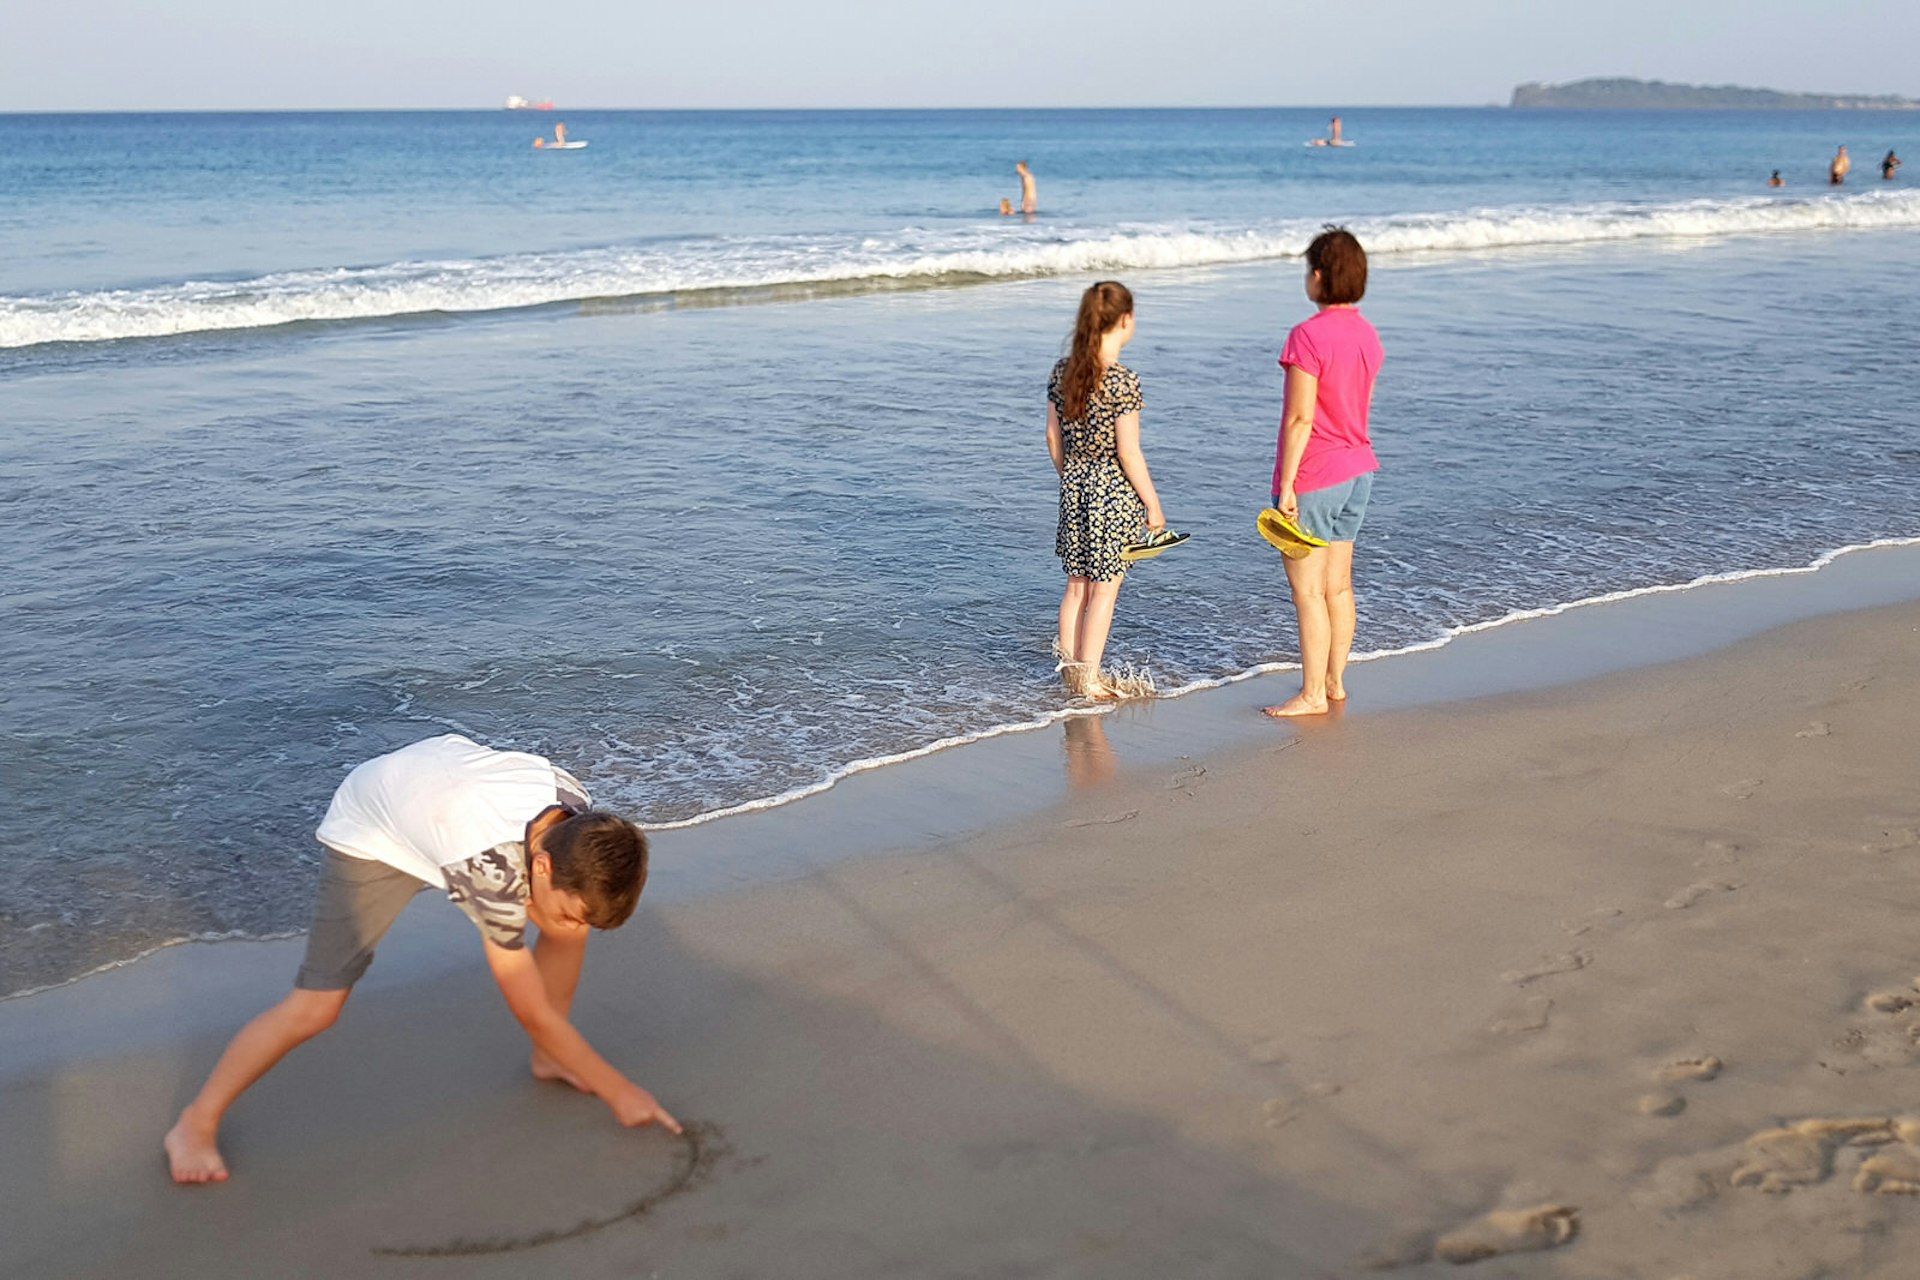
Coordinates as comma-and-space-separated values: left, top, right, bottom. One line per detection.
1062, 714, 1118, 789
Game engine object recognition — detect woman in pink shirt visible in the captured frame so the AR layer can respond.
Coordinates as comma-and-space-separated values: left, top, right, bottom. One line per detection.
1264, 228, 1383, 718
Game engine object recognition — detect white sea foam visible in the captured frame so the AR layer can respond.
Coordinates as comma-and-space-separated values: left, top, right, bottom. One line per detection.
10, 535, 1917, 1001
6, 190, 1919, 349
652, 535, 1920, 830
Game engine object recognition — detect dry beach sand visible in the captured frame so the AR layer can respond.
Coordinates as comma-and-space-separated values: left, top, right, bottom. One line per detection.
3, 587, 1920, 1278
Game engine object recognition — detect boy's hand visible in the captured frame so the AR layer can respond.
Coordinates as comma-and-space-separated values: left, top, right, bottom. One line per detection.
608, 1081, 683, 1135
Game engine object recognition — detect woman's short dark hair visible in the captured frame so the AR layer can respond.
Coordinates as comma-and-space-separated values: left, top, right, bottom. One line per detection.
1305, 227, 1368, 305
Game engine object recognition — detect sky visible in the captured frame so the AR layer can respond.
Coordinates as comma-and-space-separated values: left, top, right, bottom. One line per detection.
4, 0, 1917, 112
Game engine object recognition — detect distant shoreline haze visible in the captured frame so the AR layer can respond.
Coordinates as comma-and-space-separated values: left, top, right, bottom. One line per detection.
1513, 77, 1920, 110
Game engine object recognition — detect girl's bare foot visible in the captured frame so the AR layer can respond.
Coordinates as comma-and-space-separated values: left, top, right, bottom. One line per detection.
532, 1052, 590, 1092
1261, 692, 1329, 718
164, 1113, 230, 1184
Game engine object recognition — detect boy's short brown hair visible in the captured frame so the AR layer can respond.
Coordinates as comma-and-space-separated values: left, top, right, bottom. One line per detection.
546, 811, 649, 929
1306, 226, 1368, 305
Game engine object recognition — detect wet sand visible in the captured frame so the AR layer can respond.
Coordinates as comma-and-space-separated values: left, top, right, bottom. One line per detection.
4, 591, 1920, 1277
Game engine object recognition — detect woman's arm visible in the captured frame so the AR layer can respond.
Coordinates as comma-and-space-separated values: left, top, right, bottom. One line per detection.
1113, 410, 1166, 531
1274, 365, 1319, 520
1046, 402, 1064, 476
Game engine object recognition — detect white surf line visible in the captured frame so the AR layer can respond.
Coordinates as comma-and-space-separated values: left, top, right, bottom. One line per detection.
7, 191, 1918, 348
10, 536, 1916, 1001
653, 534, 1920, 831
0, 927, 305, 1004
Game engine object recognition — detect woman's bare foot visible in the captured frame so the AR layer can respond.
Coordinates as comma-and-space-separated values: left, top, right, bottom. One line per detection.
164, 1113, 230, 1184
532, 1053, 591, 1092
1261, 691, 1329, 718
1327, 678, 1347, 702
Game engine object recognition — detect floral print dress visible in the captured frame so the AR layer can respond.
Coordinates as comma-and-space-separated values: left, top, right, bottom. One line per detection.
1049, 359, 1147, 582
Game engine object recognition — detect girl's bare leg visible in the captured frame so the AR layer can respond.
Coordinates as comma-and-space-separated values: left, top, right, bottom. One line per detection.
1057, 577, 1091, 664
1075, 578, 1126, 696
1264, 548, 1332, 717
1324, 541, 1356, 701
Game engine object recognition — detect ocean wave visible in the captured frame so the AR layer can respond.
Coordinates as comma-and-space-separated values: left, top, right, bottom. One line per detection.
5, 190, 1919, 349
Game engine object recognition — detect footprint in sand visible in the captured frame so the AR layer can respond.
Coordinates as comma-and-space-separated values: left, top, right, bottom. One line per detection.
1694, 839, 1741, 869
1560, 907, 1623, 938
1794, 721, 1832, 739
1731, 1118, 1895, 1194
1061, 810, 1138, 829
1663, 881, 1741, 910
1501, 951, 1591, 987
1865, 990, 1917, 1015
1719, 778, 1764, 800
1166, 766, 1207, 791
1655, 1055, 1723, 1083
1855, 1145, 1920, 1194
1863, 827, 1920, 855
1261, 1097, 1303, 1128
1432, 1204, 1579, 1265
1638, 1092, 1687, 1117
1488, 996, 1554, 1036
1247, 1038, 1288, 1067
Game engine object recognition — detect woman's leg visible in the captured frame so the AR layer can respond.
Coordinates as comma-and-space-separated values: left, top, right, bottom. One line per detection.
1263, 548, 1332, 717
1075, 576, 1126, 695
1324, 541, 1356, 700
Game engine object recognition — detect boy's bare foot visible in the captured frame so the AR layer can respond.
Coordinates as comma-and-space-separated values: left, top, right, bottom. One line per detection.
1261, 692, 1329, 718
164, 1113, 230, 1184
532, 1053, 591, 1092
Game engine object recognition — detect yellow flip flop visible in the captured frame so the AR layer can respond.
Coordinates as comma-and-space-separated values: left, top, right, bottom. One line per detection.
1256, 508, 1329, 560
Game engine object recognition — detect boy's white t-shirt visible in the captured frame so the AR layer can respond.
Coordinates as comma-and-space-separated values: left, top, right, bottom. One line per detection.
315, 734, 590, 889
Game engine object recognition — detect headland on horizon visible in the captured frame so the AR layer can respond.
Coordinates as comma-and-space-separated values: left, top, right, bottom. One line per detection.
1512, 77, 1920, 110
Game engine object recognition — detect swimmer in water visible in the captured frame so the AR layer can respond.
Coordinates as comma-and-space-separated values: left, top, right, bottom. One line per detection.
1830, 144, 1850, 185
1768, 170, 1784, 188
1000, 197, 1014, 216
1883, 150, 1902, 181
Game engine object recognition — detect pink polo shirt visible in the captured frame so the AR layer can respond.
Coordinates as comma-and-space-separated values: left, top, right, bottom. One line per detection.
1271, 306, 1383, 496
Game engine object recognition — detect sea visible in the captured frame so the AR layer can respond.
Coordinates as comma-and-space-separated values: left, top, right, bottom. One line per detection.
4, 107, 1918, 997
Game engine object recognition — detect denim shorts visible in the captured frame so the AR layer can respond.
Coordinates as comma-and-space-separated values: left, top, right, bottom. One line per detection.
1278, 472, 1374, 543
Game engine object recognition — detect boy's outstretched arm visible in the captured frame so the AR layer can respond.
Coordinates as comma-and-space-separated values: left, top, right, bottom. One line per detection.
484, 942, 682, 1134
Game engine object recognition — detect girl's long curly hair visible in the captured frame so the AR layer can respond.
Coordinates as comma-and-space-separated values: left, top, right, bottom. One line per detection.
1059, 281, 1133, 421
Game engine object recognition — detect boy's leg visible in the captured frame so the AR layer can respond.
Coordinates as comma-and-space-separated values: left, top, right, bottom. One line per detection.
165, 988, 350, 1182
164, 848, 424, 1184
529, 926, 591, 1089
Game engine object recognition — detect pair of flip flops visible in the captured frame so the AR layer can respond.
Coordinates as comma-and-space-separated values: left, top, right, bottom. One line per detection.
1256, 508, 1329, 560
1120, 527, 1192, 563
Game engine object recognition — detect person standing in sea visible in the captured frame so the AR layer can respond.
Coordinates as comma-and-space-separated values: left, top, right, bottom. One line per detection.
1263, 228, 1383, 719
1831, 145, 1851, 185
1016, 160, 1038, 215
1047, 281, 1174, 699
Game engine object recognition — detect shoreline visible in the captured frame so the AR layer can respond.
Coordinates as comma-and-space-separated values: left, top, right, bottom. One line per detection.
7, 536, 1920, 1006
4, 566, 1919, 1274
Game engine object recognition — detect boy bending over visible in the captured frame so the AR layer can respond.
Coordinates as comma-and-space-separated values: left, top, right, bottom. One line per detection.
165, 733, 679, 1184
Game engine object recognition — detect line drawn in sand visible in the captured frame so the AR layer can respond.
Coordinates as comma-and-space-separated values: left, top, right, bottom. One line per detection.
372, 1121, 727, 1258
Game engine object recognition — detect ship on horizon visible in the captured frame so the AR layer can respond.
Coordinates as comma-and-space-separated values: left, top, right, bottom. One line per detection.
504, 95, 555, 111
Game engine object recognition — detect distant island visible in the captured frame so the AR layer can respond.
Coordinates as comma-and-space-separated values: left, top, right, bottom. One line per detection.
1511, 78, 1920, 111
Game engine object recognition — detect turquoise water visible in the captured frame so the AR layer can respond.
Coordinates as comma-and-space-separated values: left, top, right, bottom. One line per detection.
3, 109, 1918, 994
